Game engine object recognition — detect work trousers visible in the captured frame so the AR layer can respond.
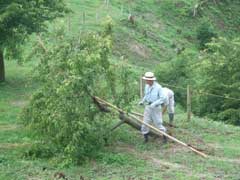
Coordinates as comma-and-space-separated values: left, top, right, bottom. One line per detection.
141, 105, 166, 135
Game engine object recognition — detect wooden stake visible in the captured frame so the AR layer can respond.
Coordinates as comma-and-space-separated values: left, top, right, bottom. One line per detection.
106, 0, 109, 8
111, 120, 125, 131
68, 16, 71, 32
187, 85, 192, 121
82, 12, 86, 24
140, 76, 143, 98
95, 12, 99, 23
94, 96, 207, 158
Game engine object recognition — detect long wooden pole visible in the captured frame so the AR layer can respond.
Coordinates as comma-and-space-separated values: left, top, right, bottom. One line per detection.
130, 111, 177, 128
94, 96, 207, 158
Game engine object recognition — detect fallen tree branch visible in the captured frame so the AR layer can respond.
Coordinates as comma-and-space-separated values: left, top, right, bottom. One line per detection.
93, 97, 160, 137
94, 96, 208, 158
111, 119, 125, 131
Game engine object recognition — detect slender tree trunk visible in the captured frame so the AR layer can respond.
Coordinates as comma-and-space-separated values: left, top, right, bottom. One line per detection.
0, 49, 5, 82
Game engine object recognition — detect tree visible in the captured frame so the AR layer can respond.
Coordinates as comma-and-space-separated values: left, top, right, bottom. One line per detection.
196, 20, 217, 50
0, 0, 67, 82
21, 28, 138, 164
198, 37, 240, 125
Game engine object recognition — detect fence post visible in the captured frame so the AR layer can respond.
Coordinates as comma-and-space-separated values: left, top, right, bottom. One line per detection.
187, 85, 192, 120
106, 0, 109, 8
95, 12, 98, 23
67, 16, 71, 33
140, 76, 143, 98
82, 12, 86, 24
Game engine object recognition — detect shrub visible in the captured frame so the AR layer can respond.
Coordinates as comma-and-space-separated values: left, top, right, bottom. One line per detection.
196, 20, 217, 50
196, 37, 240, 125
21, 29, 137, 164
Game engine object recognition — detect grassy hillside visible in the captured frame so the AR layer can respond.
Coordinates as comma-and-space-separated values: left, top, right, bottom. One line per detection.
1, 0, 240, 179
60, 0, 239, 69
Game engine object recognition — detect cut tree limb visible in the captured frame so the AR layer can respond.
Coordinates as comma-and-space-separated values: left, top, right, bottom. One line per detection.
93, 98, 160, 137
111, 119, 126, 131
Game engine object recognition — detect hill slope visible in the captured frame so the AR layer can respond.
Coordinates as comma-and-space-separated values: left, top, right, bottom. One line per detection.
1, 0, 240, 179
62, 0, 240, 68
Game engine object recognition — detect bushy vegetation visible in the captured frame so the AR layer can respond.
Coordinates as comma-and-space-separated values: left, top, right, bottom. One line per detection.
196, 20, 217, 49
197, 37, 240, 125
156, 37, 240, 125
21, 25, 138, 164
0, 0, 68, 82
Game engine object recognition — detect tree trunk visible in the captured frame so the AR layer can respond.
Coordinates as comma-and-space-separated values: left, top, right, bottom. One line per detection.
93, 97, 161, 137
0, 49, 5, 82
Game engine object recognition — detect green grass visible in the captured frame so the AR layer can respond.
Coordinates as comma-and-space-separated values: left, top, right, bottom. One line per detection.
1, 0, 240, 179
54, 0, 239, 71
1, 61, 240, 179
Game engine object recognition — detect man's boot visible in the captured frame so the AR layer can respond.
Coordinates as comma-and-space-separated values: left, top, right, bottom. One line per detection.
144, 133, 149, 143
169, 113, 174, 126
163, 135, 167, 144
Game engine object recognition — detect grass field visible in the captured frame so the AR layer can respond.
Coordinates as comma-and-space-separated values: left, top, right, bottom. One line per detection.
1, 61, 240, 179
1, 0, 240, 179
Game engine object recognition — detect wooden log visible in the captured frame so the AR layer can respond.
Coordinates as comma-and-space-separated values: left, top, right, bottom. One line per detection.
93, 97, 160, 137
92, 97, 110, 113
118, 112, 159, 137
94, 96, 207, 158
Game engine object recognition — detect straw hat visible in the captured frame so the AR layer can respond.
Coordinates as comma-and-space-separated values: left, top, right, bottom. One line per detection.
142, 72, 156, 80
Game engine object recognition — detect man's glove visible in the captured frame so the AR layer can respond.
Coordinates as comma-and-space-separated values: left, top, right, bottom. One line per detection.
138, 101, 144, 106
150, 103, 156, 108
150, 102, 161, 108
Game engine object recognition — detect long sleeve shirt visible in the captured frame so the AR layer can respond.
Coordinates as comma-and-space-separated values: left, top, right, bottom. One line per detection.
141, 82, 166, 107
162, 87, 174, 106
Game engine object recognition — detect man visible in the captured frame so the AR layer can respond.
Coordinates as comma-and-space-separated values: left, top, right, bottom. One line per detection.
139, 72, 167, 143
162, 87, 175, 126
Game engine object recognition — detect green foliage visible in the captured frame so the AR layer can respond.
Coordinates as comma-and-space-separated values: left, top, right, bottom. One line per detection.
196, 37, 240, 125
102, 16, 114, 36
0, 0, 68, 82
21, 25, 137, 164
0, 0, 67, 47
156, 37, 240, 125
110, 62, 138, 111
196, 20, 217, 49
2, 0, 240, 178
21, 33, 112, 164
96, 151, 145, 166
23, 142, 57, 159
155, 49, 198, 107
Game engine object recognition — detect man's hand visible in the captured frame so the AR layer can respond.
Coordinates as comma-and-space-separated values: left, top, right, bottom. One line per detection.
138, 101, 144, 106
150, 103, 156, 108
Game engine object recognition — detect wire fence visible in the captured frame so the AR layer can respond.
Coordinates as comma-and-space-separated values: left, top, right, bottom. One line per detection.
160, 82, 240, 101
